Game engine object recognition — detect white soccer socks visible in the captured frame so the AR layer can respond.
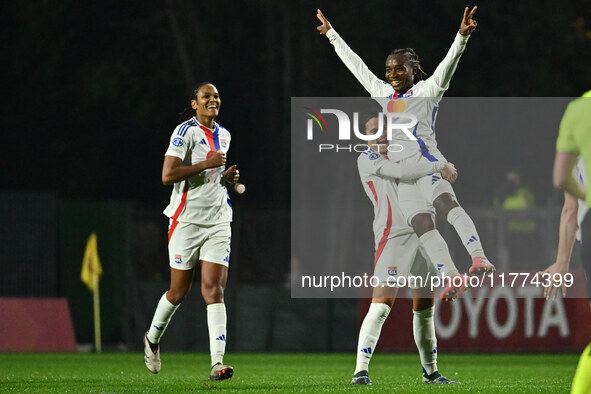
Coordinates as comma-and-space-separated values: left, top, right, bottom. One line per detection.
418, 230, 460, 277
446, 206, 485, 258
207, 303, 227, 366
354, 302, 391, 374
147, 292, 180, 344
413, 306, 438, 375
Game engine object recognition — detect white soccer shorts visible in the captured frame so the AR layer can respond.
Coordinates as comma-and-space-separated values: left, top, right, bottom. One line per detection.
373, 232, 438, 289
397, 151, 456, 225
168, 221, 232, 269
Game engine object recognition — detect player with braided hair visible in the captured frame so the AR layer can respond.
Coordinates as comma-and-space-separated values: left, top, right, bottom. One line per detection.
317, 7, 495, 283
388, 48, 428, 83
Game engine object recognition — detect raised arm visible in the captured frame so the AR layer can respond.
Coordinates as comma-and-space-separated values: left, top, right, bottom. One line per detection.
316, 9, 390, 96
424, 6, 476, 96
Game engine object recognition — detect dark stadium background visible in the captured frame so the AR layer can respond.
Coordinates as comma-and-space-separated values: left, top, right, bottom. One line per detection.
2, 0, 590, 351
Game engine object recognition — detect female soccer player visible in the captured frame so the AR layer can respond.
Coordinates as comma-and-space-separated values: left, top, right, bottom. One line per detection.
143, 82, 239, 381
316, 7, 495, 278
352, 110, 464, 385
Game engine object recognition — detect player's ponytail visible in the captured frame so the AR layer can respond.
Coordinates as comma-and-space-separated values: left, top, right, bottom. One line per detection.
177, 81, 214, 122
178, 107, 195, 122
388, 48, 428, 83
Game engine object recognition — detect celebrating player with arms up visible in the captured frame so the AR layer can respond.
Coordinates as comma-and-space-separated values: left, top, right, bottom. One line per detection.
352, 108, 464, 386
143, 82, 239, 381
317, 7, 495, 279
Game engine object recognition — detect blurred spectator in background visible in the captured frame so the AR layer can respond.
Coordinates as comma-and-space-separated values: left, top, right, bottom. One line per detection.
493, 170, 537, 267
494, 171, 535, 208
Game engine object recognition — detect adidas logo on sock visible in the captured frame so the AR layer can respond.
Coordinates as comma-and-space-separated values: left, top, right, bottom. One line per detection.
216, 334, 226, 341
153, 325, 163, 331
360, 347, 372, 354
466, 235, 478, 245
437, 263, 444, 272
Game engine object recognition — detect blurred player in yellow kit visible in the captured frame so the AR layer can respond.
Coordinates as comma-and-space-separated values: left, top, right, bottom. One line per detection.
550, 90, 591, 394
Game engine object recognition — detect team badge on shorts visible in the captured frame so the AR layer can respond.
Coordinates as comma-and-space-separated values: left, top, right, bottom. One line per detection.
388, 266, 397, 276
174, 254, 182, 264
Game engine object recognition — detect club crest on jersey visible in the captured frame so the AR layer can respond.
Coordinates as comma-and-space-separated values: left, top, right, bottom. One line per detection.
389, 89, 414, 99
369, 152, 380, 160
220, 139, 228, 148
174, 254, 182, 264
172, 137, 184, 147
388, 266, 397, 276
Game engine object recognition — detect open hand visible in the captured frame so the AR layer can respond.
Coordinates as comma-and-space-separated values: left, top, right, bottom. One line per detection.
459, 6, 478, 36
540, 262, 569, 300
316, 9, 332, 35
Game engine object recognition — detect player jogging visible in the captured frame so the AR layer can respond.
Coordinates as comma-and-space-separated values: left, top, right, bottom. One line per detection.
316, 7, 495, 279
143, 82, 239, 381
352, 109, 464, 385
550, 90, 591, 394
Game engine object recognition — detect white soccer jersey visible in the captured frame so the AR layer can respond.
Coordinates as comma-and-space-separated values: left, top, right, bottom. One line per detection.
575, 157, 588, 242
357, 149, 445, 247
163, 116, 232, 226
327, 28, 469, 160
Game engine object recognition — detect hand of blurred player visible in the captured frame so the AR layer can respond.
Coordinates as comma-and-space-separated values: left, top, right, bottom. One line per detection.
540, 262, 569, 300
459, 6, 477, 36
206, 150, 226, 168
223, 164, 240, 184
441, 162, 458, 183
316, 9, 332, 35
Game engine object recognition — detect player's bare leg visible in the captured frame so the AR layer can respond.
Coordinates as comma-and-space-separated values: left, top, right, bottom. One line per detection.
411, 289, 459, 384
144, 267, 194, 373
433, 193, 495, 276
201, 261, 233, 381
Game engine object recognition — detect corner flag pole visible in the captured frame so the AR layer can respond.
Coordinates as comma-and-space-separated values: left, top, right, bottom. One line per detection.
93, 272, 102, 353
81, 232, 103, 353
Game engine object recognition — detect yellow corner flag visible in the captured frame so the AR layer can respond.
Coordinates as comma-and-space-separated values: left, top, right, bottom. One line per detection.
81, 232, 103, 291
80, 232, 103, 352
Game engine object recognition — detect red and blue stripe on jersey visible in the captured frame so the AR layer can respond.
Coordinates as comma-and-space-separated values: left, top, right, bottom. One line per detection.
200, 125, 220, 151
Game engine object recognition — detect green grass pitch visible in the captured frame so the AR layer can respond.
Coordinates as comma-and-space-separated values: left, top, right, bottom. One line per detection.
0, 353, 578, 392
